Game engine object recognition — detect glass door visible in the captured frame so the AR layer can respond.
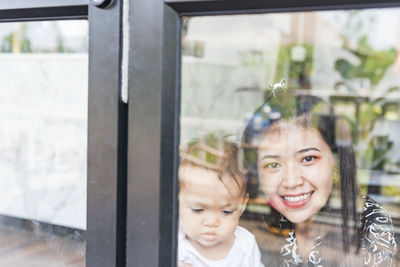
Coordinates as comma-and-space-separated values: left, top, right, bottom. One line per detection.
0, 1, 125, 266
0, 20, 88, 266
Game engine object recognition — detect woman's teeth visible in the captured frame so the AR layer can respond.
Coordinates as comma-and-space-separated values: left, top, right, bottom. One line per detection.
283, 192, 312, 202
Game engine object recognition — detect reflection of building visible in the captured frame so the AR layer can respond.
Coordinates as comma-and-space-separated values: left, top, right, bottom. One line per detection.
181, 12, 352, 143
281, 12, 365, 92
181, 15, 287, 143
0, 54, 88, 230
282, 13, 319, 44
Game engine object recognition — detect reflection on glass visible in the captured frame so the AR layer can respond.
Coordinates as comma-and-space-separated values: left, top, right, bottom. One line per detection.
180, 8, 400, 266
0, 21, 87, 266
178, 136, 264, 266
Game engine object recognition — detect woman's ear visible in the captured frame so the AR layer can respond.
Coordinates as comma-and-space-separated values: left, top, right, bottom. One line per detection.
240, 193, 249, 214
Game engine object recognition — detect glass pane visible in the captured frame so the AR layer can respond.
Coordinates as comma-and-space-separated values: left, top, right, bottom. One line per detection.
179, 9, 400, 266
0, 21, 87, 266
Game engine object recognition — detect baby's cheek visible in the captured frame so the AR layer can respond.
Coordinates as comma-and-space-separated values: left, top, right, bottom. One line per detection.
222, 218, 240, 237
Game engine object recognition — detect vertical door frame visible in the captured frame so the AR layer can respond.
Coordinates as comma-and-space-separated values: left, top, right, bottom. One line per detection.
87, 0, 127, 266
0, 1, 127, 266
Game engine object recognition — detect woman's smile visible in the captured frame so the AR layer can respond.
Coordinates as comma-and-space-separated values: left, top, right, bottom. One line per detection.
280, 191, 314, 208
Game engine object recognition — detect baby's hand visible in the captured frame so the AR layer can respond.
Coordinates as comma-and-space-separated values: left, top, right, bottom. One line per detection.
178, 261, 192, 267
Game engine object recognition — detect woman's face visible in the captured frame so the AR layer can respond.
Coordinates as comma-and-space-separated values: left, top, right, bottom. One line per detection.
257, 123, 334, 224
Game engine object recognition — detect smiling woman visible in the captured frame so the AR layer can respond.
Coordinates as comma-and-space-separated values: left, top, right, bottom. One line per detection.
241, 90, 397, 266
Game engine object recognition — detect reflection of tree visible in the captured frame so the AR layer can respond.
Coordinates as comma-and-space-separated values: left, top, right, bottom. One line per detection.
333, 12, 400, 198
0, 22, 75, 53
331, 11, 398, 153
340, 10, 375, 47
336, 36, 396, 87
1, 23, 32, 53
183, 131, 232, 165
182, 17, 189, 37
334, 11, 396, 88
274, 43, 313, 90
54, 23, 72, 53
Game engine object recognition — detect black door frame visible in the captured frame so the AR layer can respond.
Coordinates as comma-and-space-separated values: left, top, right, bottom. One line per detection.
0, 1, 88, 21
0, 1, 126, 267
125, 0, 400, 267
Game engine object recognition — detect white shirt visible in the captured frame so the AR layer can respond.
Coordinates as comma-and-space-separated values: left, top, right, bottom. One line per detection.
178, 226, 265, 267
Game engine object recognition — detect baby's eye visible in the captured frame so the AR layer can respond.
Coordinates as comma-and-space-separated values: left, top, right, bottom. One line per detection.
191, 208, 204, 214
263, 162, 280, 169
301, 155, 317, 164
222, 210, 234, 215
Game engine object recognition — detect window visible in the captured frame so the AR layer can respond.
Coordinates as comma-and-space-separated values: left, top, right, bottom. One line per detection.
0, 2, 124, 266
176, 6, 400, 267
0, 20, 88, 266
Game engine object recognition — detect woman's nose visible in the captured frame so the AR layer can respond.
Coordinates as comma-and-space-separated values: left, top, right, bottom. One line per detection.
203, 213, 219, 227
282, 162, 304, 188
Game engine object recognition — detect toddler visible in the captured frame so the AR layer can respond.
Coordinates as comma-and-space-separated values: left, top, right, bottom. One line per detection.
178, 140, 264, 267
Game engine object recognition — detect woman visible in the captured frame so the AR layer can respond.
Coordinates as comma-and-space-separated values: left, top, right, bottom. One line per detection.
241, 89, 397, 266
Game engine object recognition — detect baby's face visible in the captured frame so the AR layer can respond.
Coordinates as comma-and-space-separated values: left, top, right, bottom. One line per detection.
179, 166, 246, 254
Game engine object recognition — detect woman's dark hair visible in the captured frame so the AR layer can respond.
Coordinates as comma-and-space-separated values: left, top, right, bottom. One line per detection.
240, 92, 359, 252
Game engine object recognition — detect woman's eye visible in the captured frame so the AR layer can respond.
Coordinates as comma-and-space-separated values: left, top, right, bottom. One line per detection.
222, 210, 234, 215
264, 162, 280, 169
191, 208, 203, 213
302, 155, 316, 163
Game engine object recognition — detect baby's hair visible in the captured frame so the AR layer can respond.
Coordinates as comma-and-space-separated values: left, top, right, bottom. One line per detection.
179, 134, 246, 197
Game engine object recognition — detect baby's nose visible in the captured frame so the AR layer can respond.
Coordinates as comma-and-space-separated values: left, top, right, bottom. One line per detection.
203, 213, 219, 227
